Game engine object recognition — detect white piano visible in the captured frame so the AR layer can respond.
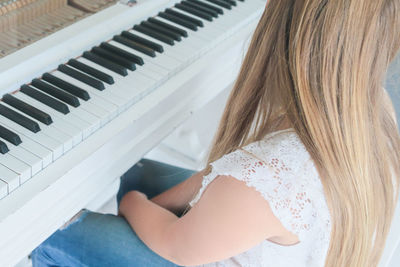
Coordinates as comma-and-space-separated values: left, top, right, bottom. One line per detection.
0, 0, 266, 265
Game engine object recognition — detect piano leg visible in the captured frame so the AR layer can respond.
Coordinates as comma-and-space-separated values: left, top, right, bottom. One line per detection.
31, 159, 195, 267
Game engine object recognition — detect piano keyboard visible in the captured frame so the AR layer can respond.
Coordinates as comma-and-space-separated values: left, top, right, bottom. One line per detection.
0, 0, 264, 199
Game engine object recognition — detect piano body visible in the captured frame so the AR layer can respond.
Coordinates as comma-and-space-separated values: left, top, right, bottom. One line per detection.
0, 0, 265, 265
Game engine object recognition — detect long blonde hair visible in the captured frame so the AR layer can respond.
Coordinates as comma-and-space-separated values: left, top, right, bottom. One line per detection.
206, 1, 400, 266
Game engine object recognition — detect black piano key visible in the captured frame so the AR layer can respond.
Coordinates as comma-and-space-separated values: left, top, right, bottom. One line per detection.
181, 1, 219, 18
158, 12, 198, 31
82, 51, 128, 77
0, 140, 9, 154
0, 103, 40, 133
175, 3, 213, 21
148, 17, 188, 37
133, 25, 175, 45
0, 124, 21, 146
100, 42, 144, 66
2, 94, 53, 125
91, 47, 136, 71
68, 59, 114, 85
113, 35, 156, 58
165, 8, 204, 27
187, 0, 224, 15
121, 31, 164, 53
20, 85, 70, 115
220, 0, 236, 6
31, 79, 80, 108
205, 0, 232, 9
141, 21, 182, 41
42, 73, 90, 101
58, 64, 105, 91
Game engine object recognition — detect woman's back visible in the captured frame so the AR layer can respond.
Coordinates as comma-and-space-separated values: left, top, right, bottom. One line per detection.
189, 128, 331, 267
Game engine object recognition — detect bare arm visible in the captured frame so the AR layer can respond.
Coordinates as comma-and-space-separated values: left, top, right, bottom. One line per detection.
149, 170, 205, 216
119, 175, 285, 266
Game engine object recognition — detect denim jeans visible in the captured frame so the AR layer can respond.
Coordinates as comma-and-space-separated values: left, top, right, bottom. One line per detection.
31, 159, 196, 267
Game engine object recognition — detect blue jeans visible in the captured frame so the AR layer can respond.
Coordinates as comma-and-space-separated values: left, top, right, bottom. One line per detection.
31, 159, 196, 267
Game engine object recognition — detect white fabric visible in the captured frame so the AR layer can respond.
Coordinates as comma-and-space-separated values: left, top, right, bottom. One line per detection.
188, 128, 332, 267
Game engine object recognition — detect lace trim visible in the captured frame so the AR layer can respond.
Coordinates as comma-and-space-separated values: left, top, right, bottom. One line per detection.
189, 129, 331, 246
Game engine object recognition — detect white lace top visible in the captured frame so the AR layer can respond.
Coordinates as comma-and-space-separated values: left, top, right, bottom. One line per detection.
188, 128, 332, 267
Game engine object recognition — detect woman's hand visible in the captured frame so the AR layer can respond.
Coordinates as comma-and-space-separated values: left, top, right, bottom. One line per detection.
116, 190, 181, 264
118, 190, 148, 217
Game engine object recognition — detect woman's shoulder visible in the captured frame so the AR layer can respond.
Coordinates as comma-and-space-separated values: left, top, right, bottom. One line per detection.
244, 128, 311, 166
214, 128, 314, 180
204, 128, 331, 241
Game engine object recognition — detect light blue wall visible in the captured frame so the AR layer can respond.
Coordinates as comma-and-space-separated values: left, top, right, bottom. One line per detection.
385, 51, 400, 130
384, 51, 400, 266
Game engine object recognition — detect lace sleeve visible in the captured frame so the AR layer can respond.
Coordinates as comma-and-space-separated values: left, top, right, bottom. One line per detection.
189, 131, 328, 243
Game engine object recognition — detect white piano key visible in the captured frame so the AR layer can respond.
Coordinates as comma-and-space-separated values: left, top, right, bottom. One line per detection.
122, 67, 158, 91
28, 85, 99, 138
74, 63, 128, 103
154, 16, 212, 49
140, 20, 206, 51
0, 164, 19, 195
236, 0, 263, 11
127, 30, 185, 68
204, 11, 240, 30
171, 38, 203, 59
15, 133, 52, 168
54, 67, 127, 113
0, 137, 42, 178
14, 93, 84, 146
0, 152, 30, 185
197, 0, 250, 17
76, 58, 132, 88
169, 7, 240, 43
79, 100, 111, 127
129, 29, 192, 64
177, 9, 238, 39
119, 36, 182, 76
0, 179, 9, 199
66, 104, 101, 134
196, 1, 250, 27
170, 7, 226, 36
136, 65, 169, 82
154, 15, 214, 42
0, 101, 73, 153
52, 70, 121, 116
108, 40, 174, 78
220, 1, 263, 25
132, 30, 198, 65
111, 39, 177, 75
136, 23, 200, 55
52, 71, 121, 119
126, 55, 171, 79
17, 90, 91, 137
236, 1, 256, 12
37, 79, 103, 132
133, 61, 168, 82
0, 115, 63, 160
77, 58, 153, 104
35, 123, 73, 152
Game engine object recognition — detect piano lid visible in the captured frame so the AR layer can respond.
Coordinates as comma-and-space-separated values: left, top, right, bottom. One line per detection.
0, 0, 127, 59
